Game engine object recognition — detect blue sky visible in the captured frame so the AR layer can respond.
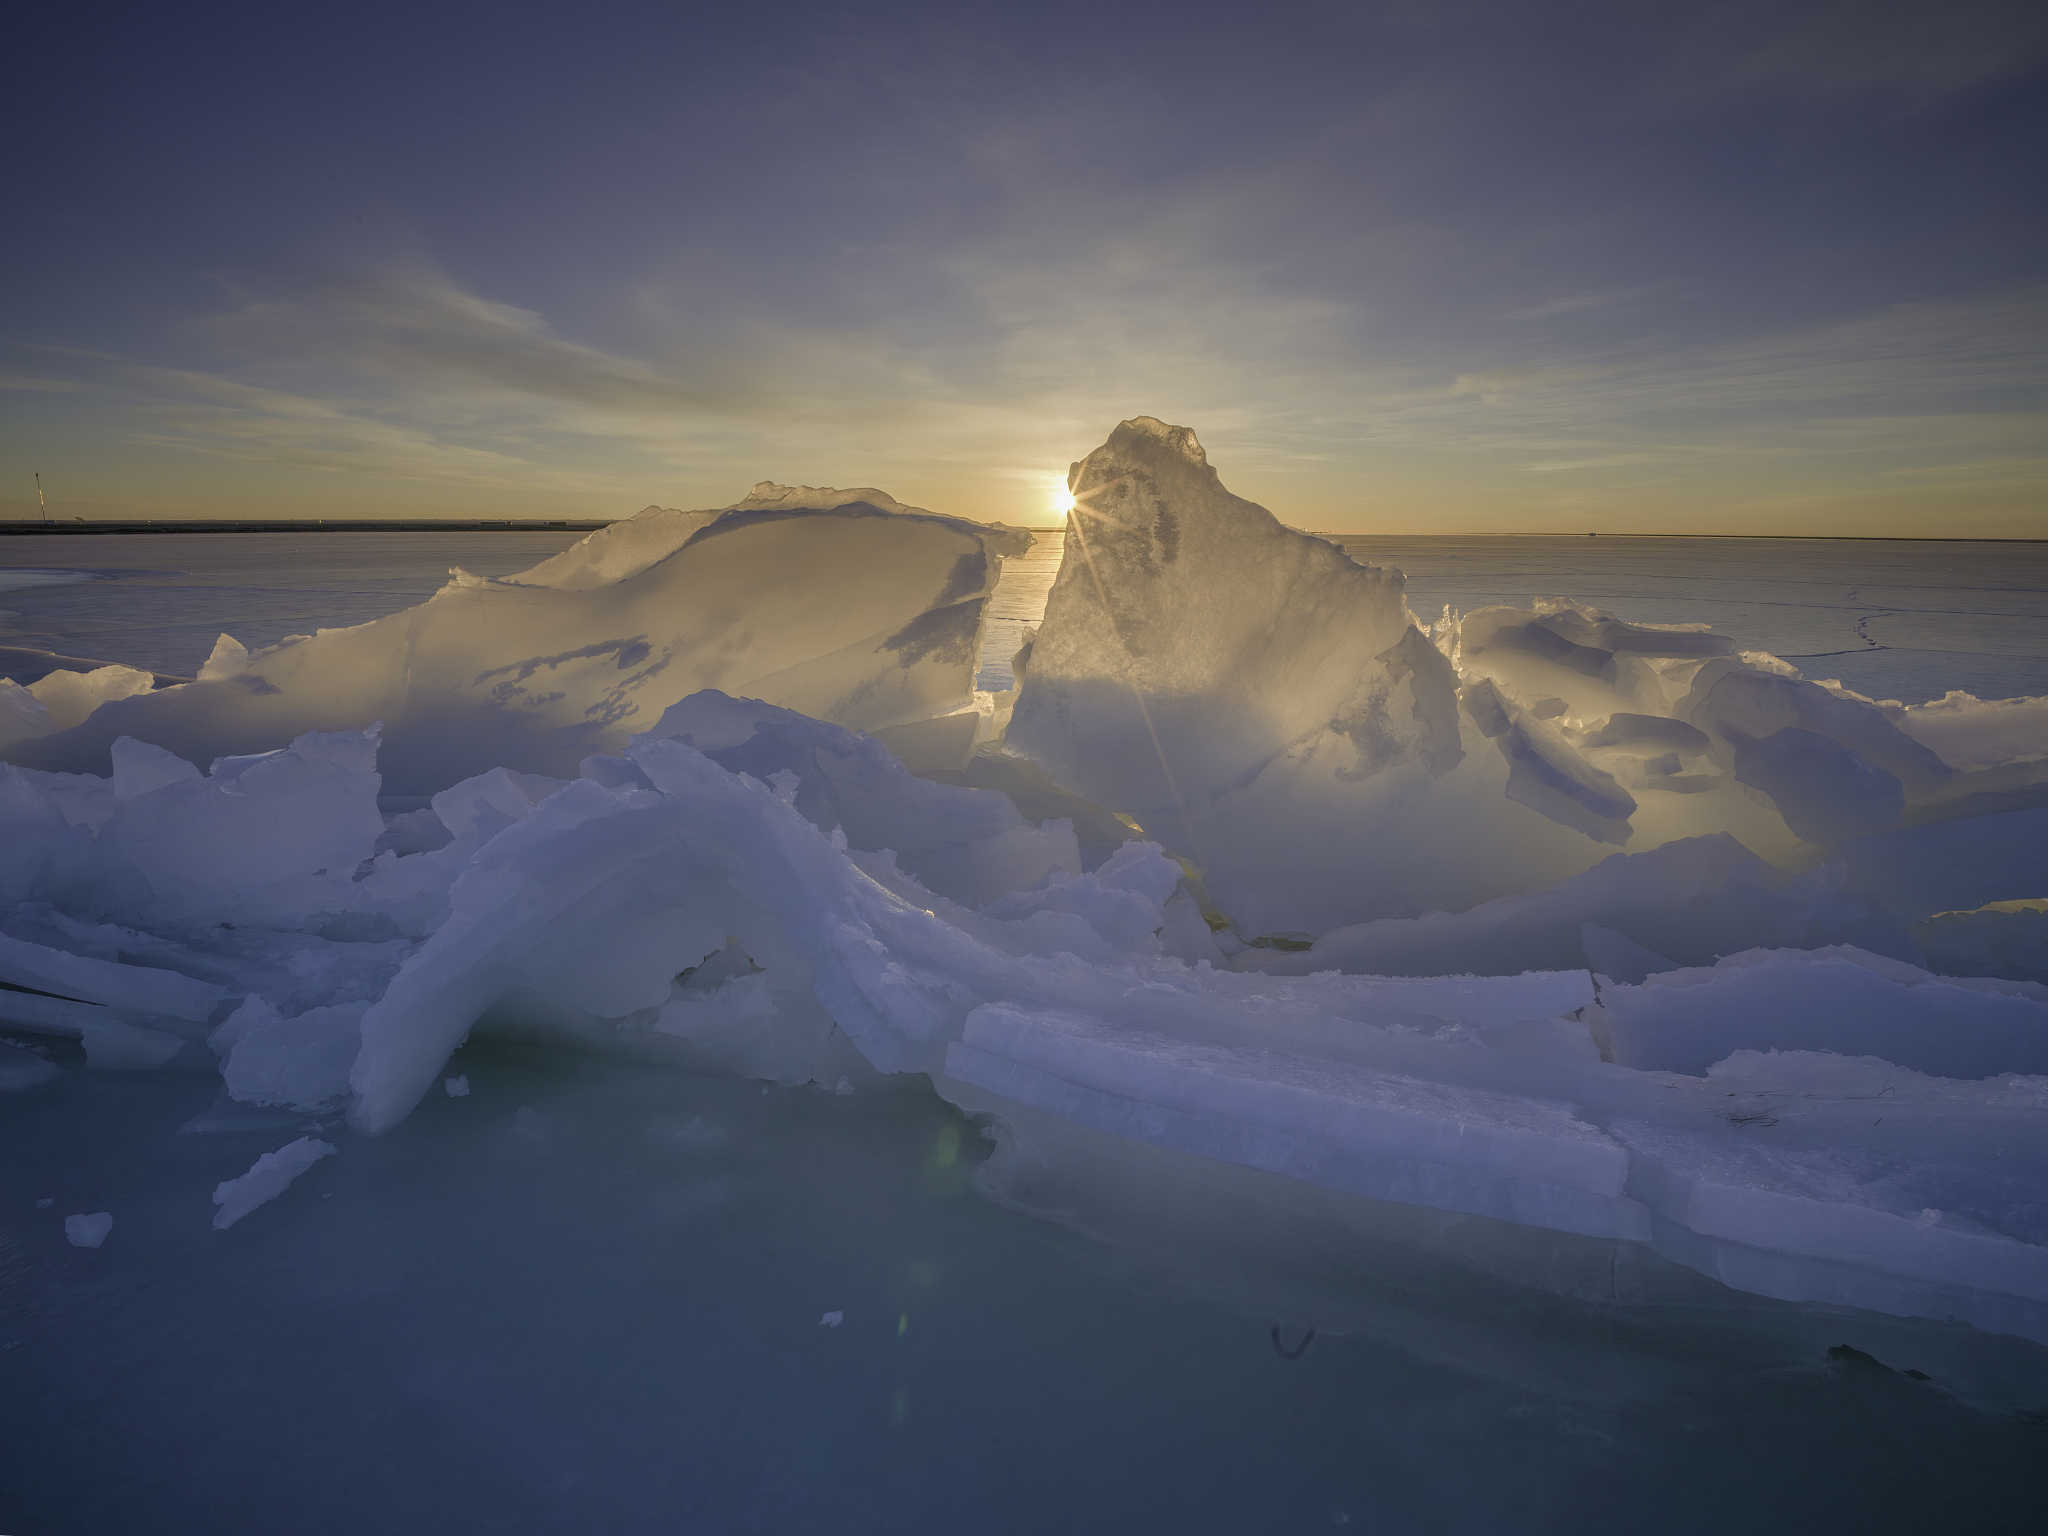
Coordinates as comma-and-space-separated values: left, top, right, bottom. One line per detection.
4, 0, 2044, 532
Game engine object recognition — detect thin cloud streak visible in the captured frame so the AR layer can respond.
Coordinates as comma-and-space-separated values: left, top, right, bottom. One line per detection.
1504, 287, 1671, 322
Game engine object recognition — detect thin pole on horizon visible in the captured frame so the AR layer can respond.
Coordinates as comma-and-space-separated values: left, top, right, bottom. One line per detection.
36, 472, 50, 525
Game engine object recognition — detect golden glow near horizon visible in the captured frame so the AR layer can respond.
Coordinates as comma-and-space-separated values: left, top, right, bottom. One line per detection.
1048, 476, 1076, 519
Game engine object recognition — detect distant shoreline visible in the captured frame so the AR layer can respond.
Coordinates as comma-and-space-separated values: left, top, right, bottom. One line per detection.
0, 519, 616, 536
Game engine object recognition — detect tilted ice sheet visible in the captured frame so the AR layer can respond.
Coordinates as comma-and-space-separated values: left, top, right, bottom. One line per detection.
1005, 419, 1606, 934
2, 490, 1032, 796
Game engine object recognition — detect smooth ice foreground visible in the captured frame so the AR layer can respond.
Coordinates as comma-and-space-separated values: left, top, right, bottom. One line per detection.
4, 431, 2046, 1384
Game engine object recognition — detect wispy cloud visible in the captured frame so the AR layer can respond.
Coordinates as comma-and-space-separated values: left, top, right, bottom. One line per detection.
198, 277, 738, 417
1504, 286, 1671, 322
117, 366, 594, 490
9, 341, 130, 362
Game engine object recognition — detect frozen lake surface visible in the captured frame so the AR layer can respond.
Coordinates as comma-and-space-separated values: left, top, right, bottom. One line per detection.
3, 518, 2046, 1534
8, 1042, 2048, 1535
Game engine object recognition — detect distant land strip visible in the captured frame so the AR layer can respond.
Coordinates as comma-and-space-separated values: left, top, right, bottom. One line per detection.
0, 519, 617, 536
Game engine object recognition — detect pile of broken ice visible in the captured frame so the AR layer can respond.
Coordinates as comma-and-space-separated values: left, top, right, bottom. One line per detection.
4, 428, 2045, 1348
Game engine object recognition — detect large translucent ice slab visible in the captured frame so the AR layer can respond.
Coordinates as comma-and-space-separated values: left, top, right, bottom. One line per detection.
4, 489, 1031, 796
1004, 418, 1611, 934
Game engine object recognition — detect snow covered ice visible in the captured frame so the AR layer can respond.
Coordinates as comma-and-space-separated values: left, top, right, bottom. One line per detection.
4, 426, 2048, 1465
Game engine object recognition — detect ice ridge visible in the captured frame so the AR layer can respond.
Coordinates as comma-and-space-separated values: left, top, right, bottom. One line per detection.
2, 437, 2044, 1352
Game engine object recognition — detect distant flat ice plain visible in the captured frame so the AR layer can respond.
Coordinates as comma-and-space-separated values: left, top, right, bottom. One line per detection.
3, 528, 2046, 1535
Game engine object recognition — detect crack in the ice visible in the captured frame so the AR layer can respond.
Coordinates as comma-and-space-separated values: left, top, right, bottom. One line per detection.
1783, 597, 1895, 659
1851, 606, 1895, 652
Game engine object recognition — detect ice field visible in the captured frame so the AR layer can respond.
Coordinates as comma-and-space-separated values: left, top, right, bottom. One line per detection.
3, 421, 2047, 1532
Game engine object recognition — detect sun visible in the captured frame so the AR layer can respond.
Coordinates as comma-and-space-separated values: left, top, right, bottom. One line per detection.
1047, 476, 1076, 519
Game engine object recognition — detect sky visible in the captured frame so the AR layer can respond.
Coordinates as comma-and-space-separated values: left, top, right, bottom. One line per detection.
4, 0, 2045, 535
